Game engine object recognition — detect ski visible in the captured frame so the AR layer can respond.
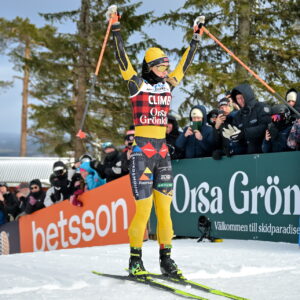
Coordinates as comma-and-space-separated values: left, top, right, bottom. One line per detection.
92, 271, 209, 300
145, 272, 249, 300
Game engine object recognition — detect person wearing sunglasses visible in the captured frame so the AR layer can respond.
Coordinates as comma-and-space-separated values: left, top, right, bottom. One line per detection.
262, 104, 293, 153
25, 179, 45, 215
105, 5, 204, 278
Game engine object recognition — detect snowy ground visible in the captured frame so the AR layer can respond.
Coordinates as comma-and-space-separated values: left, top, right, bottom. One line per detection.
0, 239, 299, 300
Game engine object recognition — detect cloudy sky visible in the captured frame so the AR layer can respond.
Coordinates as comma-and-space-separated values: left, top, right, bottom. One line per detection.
0, 0, 187, 135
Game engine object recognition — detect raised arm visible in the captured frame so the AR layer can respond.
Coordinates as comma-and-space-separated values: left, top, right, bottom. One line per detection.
167, 16, 205, 88
106, 5, 143, 95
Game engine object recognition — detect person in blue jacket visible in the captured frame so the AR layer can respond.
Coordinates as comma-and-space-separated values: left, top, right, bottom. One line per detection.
176, 105, 215, 158
79, 161, 106, 191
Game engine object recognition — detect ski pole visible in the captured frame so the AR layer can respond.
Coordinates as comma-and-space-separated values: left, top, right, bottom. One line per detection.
76, 17, 114, 139
201, 26, 300, 117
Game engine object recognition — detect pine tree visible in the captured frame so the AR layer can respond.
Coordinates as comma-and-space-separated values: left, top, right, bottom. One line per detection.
154, 0, 300, 118
0, 17, 56, 156
29, 0, 154, 158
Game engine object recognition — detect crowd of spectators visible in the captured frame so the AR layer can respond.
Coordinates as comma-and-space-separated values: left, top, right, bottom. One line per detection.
0, 83, 299, 225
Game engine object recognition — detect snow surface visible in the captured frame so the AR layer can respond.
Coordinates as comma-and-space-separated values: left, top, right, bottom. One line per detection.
0, 239, 299, 300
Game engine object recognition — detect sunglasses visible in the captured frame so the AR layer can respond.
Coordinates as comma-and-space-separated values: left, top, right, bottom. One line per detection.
30, 185, 40, 191
154, 65, 170, 72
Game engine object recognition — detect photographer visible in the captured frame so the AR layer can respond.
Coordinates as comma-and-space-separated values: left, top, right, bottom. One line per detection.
45, 161, 72, 207
176, 105, 214, 158
211, 97, 238, 159
262, 104, 293, 153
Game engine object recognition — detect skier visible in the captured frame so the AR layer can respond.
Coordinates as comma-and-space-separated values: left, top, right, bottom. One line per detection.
106, 5, 204, 277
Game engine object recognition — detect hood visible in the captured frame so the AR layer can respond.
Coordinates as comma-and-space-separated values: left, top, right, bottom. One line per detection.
167, 114, 180, 135
231, 83, 256, 108
80, 161, 94, 174
285, 88, 300, 113
189, 105, 207, 124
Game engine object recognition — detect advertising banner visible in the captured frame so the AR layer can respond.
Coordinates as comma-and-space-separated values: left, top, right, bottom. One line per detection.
19, 175, 137, 253
150, 152, 300, 243
0, 220, 20, 254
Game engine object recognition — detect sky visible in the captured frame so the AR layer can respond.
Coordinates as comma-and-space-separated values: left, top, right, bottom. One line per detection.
0, 238, 299, 299
0, 0, 187, 135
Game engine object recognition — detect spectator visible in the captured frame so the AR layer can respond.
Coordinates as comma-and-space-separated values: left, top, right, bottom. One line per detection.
223, 83, 271, 154
15, 182, 30, 218
79, 161, 106, 191
285, 88, 300, 122
176, 105, 215, 158
166, 114, 184, 160
225, 90, 240, 111
211, 97, 239, 159
262, 104, 293, 153
121, 127, 135, 173
46, 161, 72, 206
287, 119, 300, 150
91, 142, 128, 182
25, 179, 45, 214
0, 182, 19, 220
207, 109, 219, 127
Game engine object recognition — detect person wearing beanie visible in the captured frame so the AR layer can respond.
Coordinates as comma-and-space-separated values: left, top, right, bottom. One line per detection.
25, 179, 45, 215
285, 88, 300, 123
106, 5, 205, 277
176, 105, 215, 158
45, 161, 72, 207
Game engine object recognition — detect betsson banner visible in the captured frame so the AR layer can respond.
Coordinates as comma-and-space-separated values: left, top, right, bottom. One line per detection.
19, 175, 138, 253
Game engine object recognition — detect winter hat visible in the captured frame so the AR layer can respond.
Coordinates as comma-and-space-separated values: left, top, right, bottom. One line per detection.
286, 91, 297, 102
101, 142, 115, 151
17, 182, 30, 190
190, 108, 203, 118
53, 161, 66, 172
29, 179, 42, 189
125, 129, 135, 141
144, 47, 169, 67
218, 97, 230, 107
79, 154, 93, 163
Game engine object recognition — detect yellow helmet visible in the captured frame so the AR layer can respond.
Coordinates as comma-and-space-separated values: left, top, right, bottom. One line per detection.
144, 47, 169, 67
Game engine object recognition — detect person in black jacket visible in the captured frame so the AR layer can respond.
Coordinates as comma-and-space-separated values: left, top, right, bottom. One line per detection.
166, 114, 183, 160
0, 182, 19, 220
222, 83, 271, 154
25, 179, 46, 214
176, 105, 215, 158
91, 142, 128, 183
262, 104, 293, 153
48, 161, 72, 204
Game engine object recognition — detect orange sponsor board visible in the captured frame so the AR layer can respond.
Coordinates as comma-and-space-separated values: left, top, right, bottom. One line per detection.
19, 175, 137, 253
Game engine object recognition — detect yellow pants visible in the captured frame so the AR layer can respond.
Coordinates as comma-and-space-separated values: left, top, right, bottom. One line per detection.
128, 189, 173, 248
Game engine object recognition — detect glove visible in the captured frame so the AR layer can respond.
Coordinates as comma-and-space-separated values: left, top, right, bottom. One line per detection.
222, 125, 243, 141
69, 189, 84, 207
193, 15, 205, 33
112, 161, 122, 175
105, 5, 121, 24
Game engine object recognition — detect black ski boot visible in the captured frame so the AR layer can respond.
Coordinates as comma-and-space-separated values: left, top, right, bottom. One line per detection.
159, 248, 183, 278
128, 247, 147, 277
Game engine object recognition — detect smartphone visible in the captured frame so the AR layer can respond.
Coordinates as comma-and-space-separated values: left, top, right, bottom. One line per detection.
190, 122, 199, 131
